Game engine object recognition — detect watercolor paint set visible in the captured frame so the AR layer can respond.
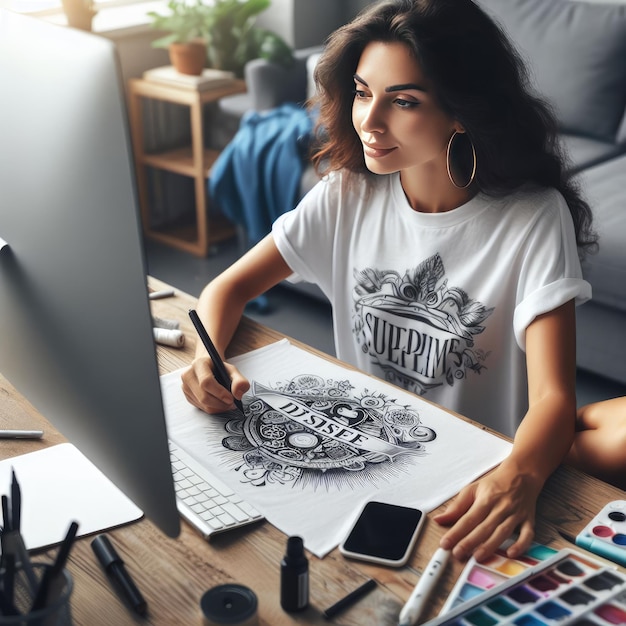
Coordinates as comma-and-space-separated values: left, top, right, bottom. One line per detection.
440, 543, 560, 615
424, 548, 626, 626
574, 501, 626, 568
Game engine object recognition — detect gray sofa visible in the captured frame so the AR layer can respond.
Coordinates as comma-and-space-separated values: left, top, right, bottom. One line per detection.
574, 154, 626, 385
217, 0, 626, 384
477, 0, 626, 385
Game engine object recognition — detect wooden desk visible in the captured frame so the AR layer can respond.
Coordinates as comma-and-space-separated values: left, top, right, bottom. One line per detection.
1, 277, 623, 625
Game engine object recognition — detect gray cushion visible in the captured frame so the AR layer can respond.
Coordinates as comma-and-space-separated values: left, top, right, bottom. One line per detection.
219, 92, 253, 118
236, 45, 324, 113
575, 154, 626, 312
576, 300, 626, 384
560, 134, 626, 175
243, 55, 309, 110
477, 0, 626, 142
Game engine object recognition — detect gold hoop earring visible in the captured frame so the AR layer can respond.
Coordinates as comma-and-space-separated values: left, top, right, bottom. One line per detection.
446, 131, 477, 189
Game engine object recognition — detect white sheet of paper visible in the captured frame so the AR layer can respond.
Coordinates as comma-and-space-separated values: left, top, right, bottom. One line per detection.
0, 443, 143, 550
162, 340, 512, 557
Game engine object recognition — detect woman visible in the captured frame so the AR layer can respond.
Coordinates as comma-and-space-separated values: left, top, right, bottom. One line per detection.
182, 0, 614, 561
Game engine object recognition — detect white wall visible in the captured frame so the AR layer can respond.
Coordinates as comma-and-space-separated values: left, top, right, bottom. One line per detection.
255, 0, 379, 49
108, 30, 169, 86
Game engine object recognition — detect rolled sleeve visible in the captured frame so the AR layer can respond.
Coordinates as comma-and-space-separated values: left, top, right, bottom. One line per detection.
513, 277, 592, 350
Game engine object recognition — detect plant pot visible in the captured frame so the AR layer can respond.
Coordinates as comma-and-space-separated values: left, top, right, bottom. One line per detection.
61, 0, 96, 30
169, 42, 207, 76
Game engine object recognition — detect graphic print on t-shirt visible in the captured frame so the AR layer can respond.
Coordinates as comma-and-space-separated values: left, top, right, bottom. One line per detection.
352, 253, 494, 395
220, 375, 437, 489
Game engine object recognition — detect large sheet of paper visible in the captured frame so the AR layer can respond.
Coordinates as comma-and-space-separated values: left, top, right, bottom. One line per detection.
161, 340, 511, 557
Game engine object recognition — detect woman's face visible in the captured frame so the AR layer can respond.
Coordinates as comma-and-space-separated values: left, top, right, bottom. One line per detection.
352, 41, 460, 177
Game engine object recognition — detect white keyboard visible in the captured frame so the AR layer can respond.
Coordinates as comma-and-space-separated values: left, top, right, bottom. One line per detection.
168, 440, 264, 538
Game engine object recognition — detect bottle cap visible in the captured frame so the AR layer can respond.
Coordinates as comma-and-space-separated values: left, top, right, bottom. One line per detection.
287, 536, 304, 558
200, 584, 258, 626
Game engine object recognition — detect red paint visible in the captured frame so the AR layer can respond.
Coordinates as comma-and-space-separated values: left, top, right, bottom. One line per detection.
594, 603, 626, 624
592, 525, 614, 538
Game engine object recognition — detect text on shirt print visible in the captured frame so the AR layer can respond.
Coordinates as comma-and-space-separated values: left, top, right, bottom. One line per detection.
352, 253, 494, 394
220, 374, 437, 488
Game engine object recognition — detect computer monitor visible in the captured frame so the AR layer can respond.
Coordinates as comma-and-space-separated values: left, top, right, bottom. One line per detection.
0, 10, 180, 537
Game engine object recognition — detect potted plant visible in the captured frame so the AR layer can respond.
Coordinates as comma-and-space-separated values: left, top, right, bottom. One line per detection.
148, 0, 293, 77
148, 0, 213, 75
62, 0, 97, 31
203, 0, 293, 76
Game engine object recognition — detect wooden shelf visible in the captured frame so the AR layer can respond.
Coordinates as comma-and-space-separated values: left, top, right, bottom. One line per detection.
145, 212, 237, 256
127, 76, 246, 257
142, 147, 219, 178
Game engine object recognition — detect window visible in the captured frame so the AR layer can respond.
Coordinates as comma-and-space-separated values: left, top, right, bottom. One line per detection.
2, 0, 157, 18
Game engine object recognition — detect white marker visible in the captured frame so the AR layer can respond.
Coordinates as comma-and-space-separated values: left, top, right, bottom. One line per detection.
398, 547, 451, 626
153, 327, 185, 348
0, 429, 44, 439
148, 288, 175, 300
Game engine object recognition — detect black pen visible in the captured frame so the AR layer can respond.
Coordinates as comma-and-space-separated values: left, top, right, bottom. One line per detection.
91, 534, 147, 615
188, 309, 244, 412
323, 578, 377, 619
0, 557, 18, 616
10, 468, 20, 532
558, 530, 577, 545
31, 521, 79, 611
2, 554, 16, 614
2, 494, 10, 533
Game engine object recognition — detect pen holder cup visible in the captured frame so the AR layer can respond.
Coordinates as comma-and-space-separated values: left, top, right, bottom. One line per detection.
0, 564, 73, 626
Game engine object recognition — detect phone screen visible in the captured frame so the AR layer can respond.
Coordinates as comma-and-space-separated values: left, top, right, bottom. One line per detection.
341, 501, 424, 565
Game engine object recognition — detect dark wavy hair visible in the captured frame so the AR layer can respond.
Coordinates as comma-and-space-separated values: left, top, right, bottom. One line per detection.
310, 0, 597, 256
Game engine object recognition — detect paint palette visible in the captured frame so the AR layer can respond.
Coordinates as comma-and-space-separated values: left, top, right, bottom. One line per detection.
440, 543, 560, 614
425, 548, 626, 626
576, 501, 626, 567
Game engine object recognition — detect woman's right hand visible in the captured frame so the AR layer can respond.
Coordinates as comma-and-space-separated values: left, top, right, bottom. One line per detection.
181, 356, 250, 414
179, 236, 291, 414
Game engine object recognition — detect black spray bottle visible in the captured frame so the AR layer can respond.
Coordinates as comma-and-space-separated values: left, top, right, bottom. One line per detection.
280, 535, 309, 612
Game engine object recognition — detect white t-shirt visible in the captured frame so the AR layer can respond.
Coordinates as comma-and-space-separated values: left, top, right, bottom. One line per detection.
272, 171, 591, 437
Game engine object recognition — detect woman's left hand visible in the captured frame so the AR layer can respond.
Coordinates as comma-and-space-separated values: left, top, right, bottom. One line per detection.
433, 460, 542, 562
435, 302, 578, 563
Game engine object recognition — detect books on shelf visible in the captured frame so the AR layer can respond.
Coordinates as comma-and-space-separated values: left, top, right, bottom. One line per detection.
143, 66, 236, 91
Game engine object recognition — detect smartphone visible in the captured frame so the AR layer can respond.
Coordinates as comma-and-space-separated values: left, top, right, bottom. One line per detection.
575, 500, 626, 567
339, 501, 425, 567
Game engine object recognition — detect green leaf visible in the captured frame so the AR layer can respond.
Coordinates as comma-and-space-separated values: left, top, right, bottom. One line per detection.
256, 30, 294, 67
151, 33, 181, 48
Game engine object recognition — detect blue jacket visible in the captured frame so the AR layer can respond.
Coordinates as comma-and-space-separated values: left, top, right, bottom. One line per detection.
209, 103, 315, 246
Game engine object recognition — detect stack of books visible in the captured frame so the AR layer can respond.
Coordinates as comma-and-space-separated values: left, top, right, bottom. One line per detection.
143, 66, 236, 91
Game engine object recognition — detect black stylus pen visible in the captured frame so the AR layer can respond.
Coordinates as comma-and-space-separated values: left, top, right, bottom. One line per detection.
323, 578, 377, 619
91, 534, 147, 615
31, 521, 79, 612
188, 309, 244, 412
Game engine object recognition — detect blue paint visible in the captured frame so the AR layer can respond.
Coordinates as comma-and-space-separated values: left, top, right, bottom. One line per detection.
513, 614, 546, 626
460, 583, 486, 602
537, 601, 571, 620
